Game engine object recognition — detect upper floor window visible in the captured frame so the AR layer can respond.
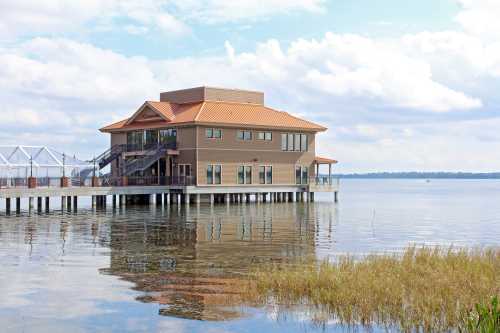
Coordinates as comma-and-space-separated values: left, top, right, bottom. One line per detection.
257, 131, 272, 141
281, 133, 308, 152
159, 128, 177, 144
237, 130, 252, 141
206, 128, 222, 139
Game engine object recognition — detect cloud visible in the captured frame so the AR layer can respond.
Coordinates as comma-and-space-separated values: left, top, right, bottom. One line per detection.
174, 0, 326, 24
0, 0, 324, 39
226, 33, 482, 112
455, 0, 500, 40
1, 0, 500, 171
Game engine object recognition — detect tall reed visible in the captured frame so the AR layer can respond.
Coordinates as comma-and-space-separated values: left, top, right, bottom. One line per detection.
244, 246, 500, 332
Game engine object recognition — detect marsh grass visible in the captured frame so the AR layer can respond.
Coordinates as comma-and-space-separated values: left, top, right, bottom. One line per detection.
243, 247, 500, 332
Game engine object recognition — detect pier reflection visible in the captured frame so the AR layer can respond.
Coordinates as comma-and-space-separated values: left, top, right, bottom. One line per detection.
101, 202, 336, 320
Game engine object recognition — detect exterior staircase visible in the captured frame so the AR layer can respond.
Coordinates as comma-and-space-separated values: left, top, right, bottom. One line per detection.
124, 144, 169, 176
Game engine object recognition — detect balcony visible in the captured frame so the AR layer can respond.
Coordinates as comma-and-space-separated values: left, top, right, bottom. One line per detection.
308, 176, 339, 192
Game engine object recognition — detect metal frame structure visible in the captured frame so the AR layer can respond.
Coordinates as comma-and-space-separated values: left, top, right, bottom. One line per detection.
0, 145, 93, 180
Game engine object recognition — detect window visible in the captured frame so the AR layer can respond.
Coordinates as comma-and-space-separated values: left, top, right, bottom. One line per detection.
238, 166, 253, 184
294, 134, 301, 152
127, 131, 144, 151
257, 131, 272, 141
245, 166, 252, 184
296, 166, 309, 184
159, 128, 176, 144
144, 130, 158, 147
206, 128, 222, 139
301, 166, 309, 184
259, 166, 272, 184
207, 164, 222, 184
281, 133, 308, 152
301, 134, 308, 152
281, 133, 287, 151
287, 133, 294, 151
237, 130, 252, 140
207, 165, 213, 184
259, 166, 266, 184
238, 166, 244, 184
266, 166, 273, 184
214, 165, 221, 184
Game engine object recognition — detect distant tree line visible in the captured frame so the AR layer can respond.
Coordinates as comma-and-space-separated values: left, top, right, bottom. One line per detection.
332, 172, 500, 179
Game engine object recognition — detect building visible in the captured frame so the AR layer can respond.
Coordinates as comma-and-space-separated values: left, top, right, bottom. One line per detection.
99, 86, 337, 203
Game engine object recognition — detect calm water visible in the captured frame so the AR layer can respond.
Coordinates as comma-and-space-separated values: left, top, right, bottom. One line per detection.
0, 179, 499, 332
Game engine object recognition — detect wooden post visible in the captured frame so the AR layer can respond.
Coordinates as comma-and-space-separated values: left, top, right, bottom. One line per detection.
37, 197, 42, 212
334, 191, 338, 203
73, 196, 78, 211
16, 197, 21, 213
45, 197, 50, 211
329, 163, 332, 185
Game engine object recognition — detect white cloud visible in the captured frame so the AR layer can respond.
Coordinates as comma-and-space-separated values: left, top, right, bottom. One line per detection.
226, 33, 482, 112
455, 0, 500, 40
1, 0, 500, 171
175, 0, 326, 24
0, 0, 324, 39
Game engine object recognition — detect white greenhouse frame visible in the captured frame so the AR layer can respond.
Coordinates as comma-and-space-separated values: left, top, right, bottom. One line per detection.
0, 146, 94, 183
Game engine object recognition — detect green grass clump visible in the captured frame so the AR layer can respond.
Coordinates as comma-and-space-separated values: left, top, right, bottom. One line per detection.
244, 247, 500, 332
462, 296, 500, 333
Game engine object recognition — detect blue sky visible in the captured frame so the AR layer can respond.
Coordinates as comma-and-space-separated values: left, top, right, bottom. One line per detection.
1, 0, 500, 172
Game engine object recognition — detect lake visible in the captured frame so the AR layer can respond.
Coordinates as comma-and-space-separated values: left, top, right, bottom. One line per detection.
0, 180, 499, 332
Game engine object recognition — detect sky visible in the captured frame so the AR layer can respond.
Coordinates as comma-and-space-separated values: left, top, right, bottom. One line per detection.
1, 0, 500, 173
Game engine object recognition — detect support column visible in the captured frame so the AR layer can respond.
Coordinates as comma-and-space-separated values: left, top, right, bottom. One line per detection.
45, 197, 50, 211
185, 194, 191, 205
119, 194, 124, 207
177, 193, 181, 205
112, 195, 117, 208
67, 196, 72, 211
156, 193, 163, 206
28, 197, 34, 211
334, 191, 338, 203
210, 194, 215, 205
225, 193, 230, 204
73, 196, 78, 211
309, 192, 315, 202
16, 197, 21, 213
61, 196, 66, 210
195, 194, 200, 205
91, 195, 97, 209
329, 163, 332, 185
37, 197, 42, 212
6, 198, 11, 215
164, 193, 170, 205
150, 194, 156, 205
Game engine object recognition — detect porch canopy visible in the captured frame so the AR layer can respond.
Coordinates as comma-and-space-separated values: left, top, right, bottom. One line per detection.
314, 156, 338, 181
0, 145, 93, 179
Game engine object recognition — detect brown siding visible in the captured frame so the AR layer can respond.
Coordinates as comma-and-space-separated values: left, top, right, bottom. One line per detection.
160, 87, 264, 105
196, 126, 316, 185
110, 133, 127, 176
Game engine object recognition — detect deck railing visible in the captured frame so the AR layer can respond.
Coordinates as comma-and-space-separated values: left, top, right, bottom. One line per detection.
0, 175, 195, 189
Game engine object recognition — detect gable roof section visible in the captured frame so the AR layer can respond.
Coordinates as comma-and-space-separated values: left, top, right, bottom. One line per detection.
100, 101, 326, 132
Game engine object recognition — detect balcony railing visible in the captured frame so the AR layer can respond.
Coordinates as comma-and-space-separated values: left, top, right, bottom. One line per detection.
0, 175, 195, 189
308, 176, 339, 192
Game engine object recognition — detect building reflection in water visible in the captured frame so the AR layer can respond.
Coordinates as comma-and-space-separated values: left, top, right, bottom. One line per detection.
100, 202, 338, 321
